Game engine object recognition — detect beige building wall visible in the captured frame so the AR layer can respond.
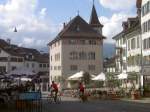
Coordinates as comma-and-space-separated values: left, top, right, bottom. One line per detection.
49, 40, 62, 83
61, 39, 103, 77
49, 38, 103, 84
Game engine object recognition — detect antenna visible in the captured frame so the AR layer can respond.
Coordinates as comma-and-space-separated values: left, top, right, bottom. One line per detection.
93, 0, 95, 5
77, 10, 80, 16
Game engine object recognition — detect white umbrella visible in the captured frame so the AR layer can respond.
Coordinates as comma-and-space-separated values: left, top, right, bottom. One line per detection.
68, 71, 84, 80
21, 77, 32, 82
68, 71, 95, 80
118, 72, 128, 79
92, 72, 106, 81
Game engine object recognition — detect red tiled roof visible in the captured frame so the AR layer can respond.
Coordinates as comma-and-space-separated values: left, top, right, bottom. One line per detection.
48, 15, 105, 45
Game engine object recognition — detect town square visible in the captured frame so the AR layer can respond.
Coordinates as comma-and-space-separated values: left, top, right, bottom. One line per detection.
0, 0, 150, 112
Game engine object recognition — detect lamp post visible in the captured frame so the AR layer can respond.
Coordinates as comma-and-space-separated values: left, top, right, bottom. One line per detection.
140, 25, 144, 96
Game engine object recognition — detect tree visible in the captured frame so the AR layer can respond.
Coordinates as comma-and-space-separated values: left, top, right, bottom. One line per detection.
82, 72, 91, 85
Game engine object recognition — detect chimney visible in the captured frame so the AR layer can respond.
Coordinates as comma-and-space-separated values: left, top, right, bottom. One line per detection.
63, 23, 66, 28
122, 22, 128, 31
6, 38, 11, 44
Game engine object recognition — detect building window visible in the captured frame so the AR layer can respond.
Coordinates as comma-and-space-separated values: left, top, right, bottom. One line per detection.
0, 66, 6, 74
79, 52, 87, 60
142, 19, 150, 33
79, 40, 86, 45
128, 40, 130, 50
148, 20, 150, 31
131, 38, 135, 49
58, 66, 61, 70
143, 38, 150, 49
51, 56, 52, 61
69, 40, 76, 44
51, 66, 53, 70
39, 64, 42, 68
26, 63, 29, 68
0, 57, 8, 62
89, 40, 96, 45
70, 51, 78, 60
43, 64, 46, 68
88, 65, 95, 71
123, 38, 126, 44
12, 66, 16, 71
54, 66, 57, 70
142, 1, 150, 16
123, 49, 126, 57
88, 52, 95, 60
32, 63, 35, 68
18, 58, 23, 62
70, 65, 78, 71
11, 57, 17, 62
137, 36, 140, 48
55, 53, 60, 61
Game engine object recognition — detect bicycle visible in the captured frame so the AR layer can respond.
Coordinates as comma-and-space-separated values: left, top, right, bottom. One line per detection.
78, 92, 88, 102
47, 92, 61, 104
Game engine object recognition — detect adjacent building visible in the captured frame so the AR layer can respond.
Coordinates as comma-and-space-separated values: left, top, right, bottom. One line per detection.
0, 38, 49, 92
112, 0, 142, 88
141, 0, 150, 87
141, 0, 150, 74
113, 0, 142, 74
103, 57, 116, 73
48, 4, 105, 87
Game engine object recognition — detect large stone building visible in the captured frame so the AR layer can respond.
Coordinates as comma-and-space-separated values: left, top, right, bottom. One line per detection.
48, 4, 105, 86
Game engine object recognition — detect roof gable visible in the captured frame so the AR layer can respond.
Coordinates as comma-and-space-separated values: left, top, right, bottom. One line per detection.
58, 15, 102, 37
48, 15, 105, 45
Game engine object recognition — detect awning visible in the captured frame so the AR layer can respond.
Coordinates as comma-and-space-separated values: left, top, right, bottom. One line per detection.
6, 67, 36, 77
118, 72, 128, 79
92, 72, 106, 81
68, 71, 95, 80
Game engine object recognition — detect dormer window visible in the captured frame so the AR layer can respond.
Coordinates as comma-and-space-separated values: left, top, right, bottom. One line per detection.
31, 55, 34, 59
76, 25, 80, 32
26, 55, 29, 59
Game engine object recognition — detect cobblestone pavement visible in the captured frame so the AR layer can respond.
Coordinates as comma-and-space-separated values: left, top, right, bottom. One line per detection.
1, 97, 150, 112
43, 97, 150, 112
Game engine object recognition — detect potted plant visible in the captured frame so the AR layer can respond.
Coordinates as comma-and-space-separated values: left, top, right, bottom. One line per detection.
131, 89, 140, 100
144, 86, 150, 97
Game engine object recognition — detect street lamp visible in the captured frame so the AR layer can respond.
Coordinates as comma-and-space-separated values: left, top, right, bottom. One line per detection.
140, 25, 144, 96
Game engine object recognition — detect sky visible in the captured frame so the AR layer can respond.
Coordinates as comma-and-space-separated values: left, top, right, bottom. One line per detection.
0, 0, 137, 51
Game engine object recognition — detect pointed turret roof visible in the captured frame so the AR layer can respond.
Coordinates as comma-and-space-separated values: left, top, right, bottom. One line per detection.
89, 4, 103, 27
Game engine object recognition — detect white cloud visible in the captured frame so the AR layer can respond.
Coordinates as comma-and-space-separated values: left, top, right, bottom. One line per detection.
23, 37, 35, 45
40, 8, 47, 17
99, 0, 136, 11
99, 13, 135, 43
0, 0, 58, 49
